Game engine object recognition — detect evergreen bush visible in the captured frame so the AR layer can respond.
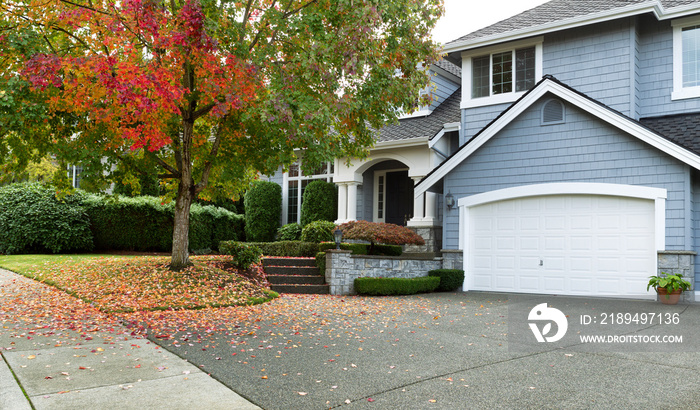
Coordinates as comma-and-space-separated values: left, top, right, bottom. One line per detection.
0, 183, 94, 254
300, 220, 336, 243
219, 241, 262, 270
428, 269, 465, 292
300, 180, 337, 226
277, 223, 302, 241
245, 241, 319, 257
244, 181, 281, 242
354, 276, 440, 296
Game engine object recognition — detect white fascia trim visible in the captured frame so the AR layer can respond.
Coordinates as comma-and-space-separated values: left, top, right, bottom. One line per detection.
444, 2, 670, 55
398, 109, 432, 120
457, 182, 668, 252
415, 78, 700, 197
428, 122, 461, 149
373, 137, 429, 150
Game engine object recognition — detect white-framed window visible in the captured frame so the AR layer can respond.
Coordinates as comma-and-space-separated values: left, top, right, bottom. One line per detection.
67, 165, 82, 189
282, 161, 334, 224
672, 16, 700, 100
461, 37, 543, 108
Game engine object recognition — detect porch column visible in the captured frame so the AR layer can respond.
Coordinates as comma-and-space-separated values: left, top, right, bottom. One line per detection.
408, 176, 425, 226
336, 183, 348, 223
347, 182, 358, 221
424, 191, 437, 224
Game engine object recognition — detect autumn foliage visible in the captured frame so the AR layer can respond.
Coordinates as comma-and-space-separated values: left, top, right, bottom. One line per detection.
338, 220, 425, 251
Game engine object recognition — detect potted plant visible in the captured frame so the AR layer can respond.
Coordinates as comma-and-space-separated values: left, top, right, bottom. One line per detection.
647, 272, 692, 305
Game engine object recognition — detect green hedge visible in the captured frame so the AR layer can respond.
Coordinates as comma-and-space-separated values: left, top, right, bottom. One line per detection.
0, 183, 94, 254
83, 195, 243, 252
300, 180, 337, 226
241, 241, 320, 257
428, 269, 465, 292
354, 276, 440, 296
318, 242, 402, 256
244, 181, 281, 242
219, 241, 262, 269
277, 223, 302, 241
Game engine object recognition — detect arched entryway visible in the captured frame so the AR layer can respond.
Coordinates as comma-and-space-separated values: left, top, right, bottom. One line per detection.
364, 160, 414, 225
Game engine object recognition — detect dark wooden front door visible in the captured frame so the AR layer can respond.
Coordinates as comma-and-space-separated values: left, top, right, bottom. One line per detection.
385, 171, 414, 226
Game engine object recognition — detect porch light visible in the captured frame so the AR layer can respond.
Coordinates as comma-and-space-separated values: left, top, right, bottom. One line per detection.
334, 228, 343, 250
445, 192, 455, 209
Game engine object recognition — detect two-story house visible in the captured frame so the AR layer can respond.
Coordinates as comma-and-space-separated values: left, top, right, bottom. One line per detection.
271, 0, 700, 299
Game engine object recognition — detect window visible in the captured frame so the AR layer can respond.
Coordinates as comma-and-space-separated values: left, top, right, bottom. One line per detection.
672, 16, 700, 100
67, 165, 82, 189
462, 37, 543, 108
283, 160, 334, 224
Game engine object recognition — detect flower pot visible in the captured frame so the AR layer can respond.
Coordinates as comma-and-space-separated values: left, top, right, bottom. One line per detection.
656, 287, 683, 305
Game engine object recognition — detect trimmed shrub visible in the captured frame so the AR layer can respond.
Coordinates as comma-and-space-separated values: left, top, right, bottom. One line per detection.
300, 180, 337, 226
246, 241, 319, 257
219, 241, 262, 269
0, 183, 94, 254
354, 277, 440, 296
301, 220, 336, 243
428, 269, 465, 292
244, 181, 281, 242
316, 251, 326, 273
82, 195, 243, 252
317, 242, 402, 256
277, 223, 302, 241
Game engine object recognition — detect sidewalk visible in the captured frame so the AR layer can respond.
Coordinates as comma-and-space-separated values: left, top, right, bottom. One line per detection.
0, 268, 259, 410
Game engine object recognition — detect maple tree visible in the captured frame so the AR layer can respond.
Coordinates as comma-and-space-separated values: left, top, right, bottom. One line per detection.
338, 220, 424, 255
0, 0, 442, 270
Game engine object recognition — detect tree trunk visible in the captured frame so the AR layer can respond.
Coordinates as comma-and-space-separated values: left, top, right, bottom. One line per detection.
170, 120, 195, 271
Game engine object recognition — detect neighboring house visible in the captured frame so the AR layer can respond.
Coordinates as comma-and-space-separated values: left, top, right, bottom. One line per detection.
273, 0, 700, 299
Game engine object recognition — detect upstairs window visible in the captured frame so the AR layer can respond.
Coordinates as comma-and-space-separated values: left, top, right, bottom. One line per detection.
462, 37, 543, 108
672, 16, 700, 100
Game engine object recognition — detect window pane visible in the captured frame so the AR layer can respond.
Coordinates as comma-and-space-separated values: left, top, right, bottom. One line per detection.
515, 47, 536, 92
492, 51, 513, 95
377, 175, 384, 219
471, 55, 490, 98
288, 180, 298, 223
289, 162, 299, 177
683, 26, 700, 87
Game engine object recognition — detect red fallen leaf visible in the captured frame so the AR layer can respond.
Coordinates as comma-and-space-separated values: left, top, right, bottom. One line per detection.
45, 376, 53, 379
79, 367, 87, 370
134, 364, 141, 368
368, 398, 375, 402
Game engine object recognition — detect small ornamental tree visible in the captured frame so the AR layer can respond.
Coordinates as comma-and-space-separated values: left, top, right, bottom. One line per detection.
1, 0, 442, 270
338, 220, 424, 255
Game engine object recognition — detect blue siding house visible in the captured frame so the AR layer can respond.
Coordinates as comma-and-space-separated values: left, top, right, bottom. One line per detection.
274, 0, 700, 299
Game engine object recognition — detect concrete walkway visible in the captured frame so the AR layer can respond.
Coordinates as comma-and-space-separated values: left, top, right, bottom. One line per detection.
0, 268, 258, 410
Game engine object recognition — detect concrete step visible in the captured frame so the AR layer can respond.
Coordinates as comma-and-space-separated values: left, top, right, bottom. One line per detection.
267, 275, 326, 285
270, 284, 330, 295
265, 266, 321, 276
262, 257, 317, 268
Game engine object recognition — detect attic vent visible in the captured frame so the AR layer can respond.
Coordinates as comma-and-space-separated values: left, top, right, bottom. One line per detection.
542, 99, 565, 125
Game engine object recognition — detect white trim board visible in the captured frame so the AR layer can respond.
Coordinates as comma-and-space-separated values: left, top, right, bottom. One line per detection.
415, 77, 700, 198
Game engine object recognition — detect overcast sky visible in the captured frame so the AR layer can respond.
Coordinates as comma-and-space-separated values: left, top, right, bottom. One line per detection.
432, 0, 550, 44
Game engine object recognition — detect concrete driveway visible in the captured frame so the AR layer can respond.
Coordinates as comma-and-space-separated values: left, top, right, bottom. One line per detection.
153, 292, 700, 409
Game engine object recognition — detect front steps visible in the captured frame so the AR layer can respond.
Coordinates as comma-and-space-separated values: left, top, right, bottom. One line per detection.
263, 257, 329, 295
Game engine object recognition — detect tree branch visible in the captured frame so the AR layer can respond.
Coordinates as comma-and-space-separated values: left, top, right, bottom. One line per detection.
194, 123, 225, 194
147, 151, 181, 177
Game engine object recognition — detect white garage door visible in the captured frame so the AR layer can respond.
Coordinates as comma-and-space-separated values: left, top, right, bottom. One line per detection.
468, 194, 656, 298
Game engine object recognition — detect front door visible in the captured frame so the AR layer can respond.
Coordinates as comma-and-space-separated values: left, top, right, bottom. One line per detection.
384, 171, 414, 225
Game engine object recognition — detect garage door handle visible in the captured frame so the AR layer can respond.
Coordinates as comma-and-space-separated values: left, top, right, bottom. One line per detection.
539, 260, 543, 266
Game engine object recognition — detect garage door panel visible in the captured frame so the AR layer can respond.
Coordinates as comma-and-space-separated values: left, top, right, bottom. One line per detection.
468, 193, 656, 298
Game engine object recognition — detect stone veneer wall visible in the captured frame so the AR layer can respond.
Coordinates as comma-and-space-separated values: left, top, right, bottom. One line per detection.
325, 250, 444, 295
657, 251, 696, 278
405, 226, 443, 253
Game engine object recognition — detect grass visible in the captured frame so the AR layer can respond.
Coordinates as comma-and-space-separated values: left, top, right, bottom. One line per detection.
0, 254, 278, 313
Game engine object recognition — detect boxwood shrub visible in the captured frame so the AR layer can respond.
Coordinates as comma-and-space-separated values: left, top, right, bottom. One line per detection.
318, 242, 402, 256
244, 181, 281, 242
354, 276, 440, 296
219, 241, 262, 269
277, 223, 302, 241
428, 269, 465, 292
0, 183, 94, 254
300, 180, 337, 226
243, 241, 320, 257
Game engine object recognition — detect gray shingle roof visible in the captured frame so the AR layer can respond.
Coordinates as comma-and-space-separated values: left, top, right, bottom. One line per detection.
640, 113, 700, 156
433, 59, 461, 78
447, 0, 700, 46
377, 87, 462, 142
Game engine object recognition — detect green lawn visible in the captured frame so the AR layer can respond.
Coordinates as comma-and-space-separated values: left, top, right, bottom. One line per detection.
0, 254, 133, 275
